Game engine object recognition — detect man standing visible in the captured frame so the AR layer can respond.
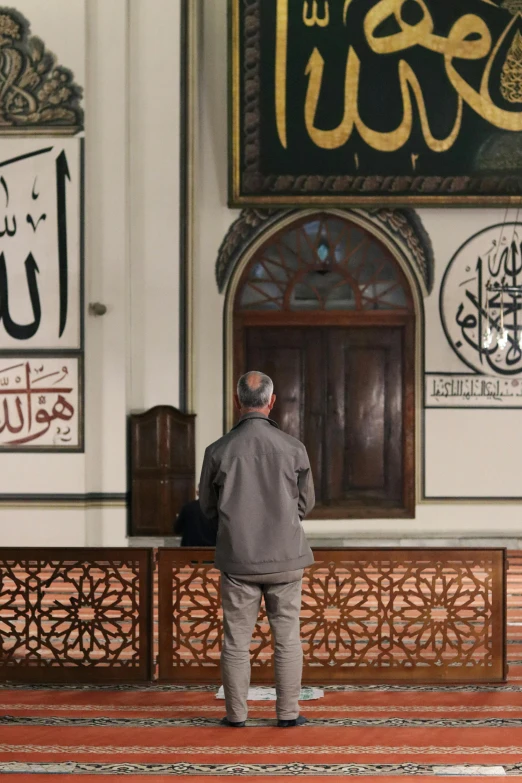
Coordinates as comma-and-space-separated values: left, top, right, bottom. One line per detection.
199, 371, 315, 728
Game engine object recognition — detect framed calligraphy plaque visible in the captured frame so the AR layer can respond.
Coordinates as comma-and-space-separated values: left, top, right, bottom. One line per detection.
230, 0, 522, 205
0, 355, 82, 451
425, 373, 522, 408
0, 138, 83, 352
0, 11, 85, 454
440, 222, 522, 376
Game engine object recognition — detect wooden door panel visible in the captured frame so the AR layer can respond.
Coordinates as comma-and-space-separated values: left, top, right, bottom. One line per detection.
386, 332, 404, 503
346, 346, 386, 491
246, 328, 306, 442
327, 328, 403, 506
325, 331, 345, 503
242, 324, 410, 517
245, 327, 325, 503
304, 330, 325, 504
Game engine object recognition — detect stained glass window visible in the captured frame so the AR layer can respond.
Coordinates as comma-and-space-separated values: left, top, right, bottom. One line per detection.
237, 215, 412, 312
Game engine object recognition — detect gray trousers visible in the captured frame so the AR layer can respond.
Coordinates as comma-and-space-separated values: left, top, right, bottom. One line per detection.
220, 571, 303, 723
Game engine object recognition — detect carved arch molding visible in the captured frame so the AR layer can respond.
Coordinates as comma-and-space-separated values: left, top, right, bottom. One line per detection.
216, 208, 434, 299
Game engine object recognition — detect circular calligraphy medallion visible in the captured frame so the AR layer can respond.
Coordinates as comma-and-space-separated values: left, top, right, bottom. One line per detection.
440, 222, 522, 376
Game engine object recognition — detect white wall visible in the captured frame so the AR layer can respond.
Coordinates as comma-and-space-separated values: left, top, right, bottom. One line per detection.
195, 0, 239, 464
0, 0, 181, 546
129, 0, 181, 412
0, 0, 90, 544
2, 0, 520, 546
421, 208, 522, 501
194, 0, 522, 540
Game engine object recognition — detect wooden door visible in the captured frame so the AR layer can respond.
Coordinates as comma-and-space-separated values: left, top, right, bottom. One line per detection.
244, 325, 411, 517
325, 328, 403, 510
246, 327, 325, 505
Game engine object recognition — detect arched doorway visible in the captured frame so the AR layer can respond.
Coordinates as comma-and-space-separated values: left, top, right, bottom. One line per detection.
226, 211, 420, 519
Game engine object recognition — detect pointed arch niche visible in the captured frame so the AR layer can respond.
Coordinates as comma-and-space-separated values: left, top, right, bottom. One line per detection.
219, 209, 433, 519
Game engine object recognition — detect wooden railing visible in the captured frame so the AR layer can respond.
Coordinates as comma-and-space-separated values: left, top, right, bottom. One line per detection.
0, 548, 152, 683
157, 548, 506, 684
0, 547, 507, 684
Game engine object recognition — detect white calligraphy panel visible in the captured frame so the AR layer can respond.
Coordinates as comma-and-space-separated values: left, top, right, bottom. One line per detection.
0, 138, 82, 351
440, 223, 522, 377
425, 373, 522, 408
0, 356, 81, 450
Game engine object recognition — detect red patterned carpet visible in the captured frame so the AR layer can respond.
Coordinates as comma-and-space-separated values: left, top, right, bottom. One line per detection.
0, 683, 522, 777
0, 552, 520, 779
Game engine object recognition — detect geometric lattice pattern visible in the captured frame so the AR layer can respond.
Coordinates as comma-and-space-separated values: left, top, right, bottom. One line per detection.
0, 548, 505, 684
238, 215, 413, 313
157, 549, 506, 684
0, 549, 152, 683
302, 555, 501, 679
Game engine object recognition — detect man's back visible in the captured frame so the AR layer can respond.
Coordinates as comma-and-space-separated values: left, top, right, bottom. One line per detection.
199, 412, 315, 575
200, 371, 313, 728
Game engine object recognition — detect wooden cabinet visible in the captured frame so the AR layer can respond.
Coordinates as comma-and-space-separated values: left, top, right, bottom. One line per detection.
130, 407, 196, 536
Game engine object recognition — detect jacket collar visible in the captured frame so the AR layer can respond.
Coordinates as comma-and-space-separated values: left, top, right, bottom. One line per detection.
232, 412, 279, 430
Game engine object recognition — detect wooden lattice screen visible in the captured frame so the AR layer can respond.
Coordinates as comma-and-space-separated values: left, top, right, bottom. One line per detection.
157, 548, 506, 684
0, 548, 152, 683
0, 547, 506, 684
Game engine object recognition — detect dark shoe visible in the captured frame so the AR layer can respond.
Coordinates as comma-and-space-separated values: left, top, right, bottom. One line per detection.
220, 716, 246, 728
277, 715, 308, 728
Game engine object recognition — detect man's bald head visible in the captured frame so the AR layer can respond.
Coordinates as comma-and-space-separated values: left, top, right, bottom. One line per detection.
237, 371, 274, 410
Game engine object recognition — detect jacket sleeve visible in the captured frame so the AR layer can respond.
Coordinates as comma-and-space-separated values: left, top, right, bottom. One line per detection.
198, 447, 219, 521
297, 448, 315, 520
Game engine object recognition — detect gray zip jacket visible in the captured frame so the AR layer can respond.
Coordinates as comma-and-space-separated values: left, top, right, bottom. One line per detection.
199, 412, 315, 575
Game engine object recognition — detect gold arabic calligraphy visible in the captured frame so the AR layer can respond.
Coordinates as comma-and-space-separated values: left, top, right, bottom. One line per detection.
303, 0, 329, 27
276, 0, 522, 152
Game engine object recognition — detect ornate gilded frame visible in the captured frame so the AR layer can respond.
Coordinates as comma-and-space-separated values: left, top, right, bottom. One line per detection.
229, 0, 522, 207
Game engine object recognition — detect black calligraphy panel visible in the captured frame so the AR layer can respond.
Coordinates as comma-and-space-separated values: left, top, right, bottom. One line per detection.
230, 0, 522, 204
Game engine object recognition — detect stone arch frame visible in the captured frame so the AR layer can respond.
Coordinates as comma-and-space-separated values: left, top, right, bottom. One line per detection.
218, 207, 433, 505
217, 208, 434, 296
